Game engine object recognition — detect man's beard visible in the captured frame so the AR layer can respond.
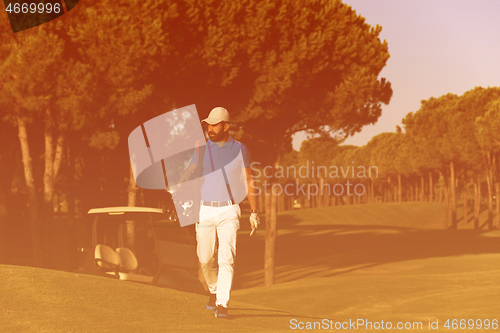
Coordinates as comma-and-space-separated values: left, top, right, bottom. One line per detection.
208, 131, 224, 142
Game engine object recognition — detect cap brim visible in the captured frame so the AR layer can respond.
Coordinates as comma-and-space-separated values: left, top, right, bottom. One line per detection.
202, 117, 223, 125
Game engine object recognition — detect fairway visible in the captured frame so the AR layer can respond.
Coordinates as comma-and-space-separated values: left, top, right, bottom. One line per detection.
0, 265, 309, 333
2, 202, 500, 332
233, 202, 500, 331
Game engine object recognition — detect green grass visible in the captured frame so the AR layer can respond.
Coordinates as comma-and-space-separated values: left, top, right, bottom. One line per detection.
0, 265, 305, 333
235, 202, 500, 331
2, 202, 500, 332
277, 202, 448, 228
235, 202, 500, 287
273, 201, 490, 230
233, 254, 500, 322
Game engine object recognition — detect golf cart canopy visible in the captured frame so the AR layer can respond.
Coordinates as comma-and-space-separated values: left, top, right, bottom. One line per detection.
88, 207, 164, 215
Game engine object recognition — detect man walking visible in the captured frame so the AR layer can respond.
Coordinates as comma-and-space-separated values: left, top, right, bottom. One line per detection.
177, 107, 260, 318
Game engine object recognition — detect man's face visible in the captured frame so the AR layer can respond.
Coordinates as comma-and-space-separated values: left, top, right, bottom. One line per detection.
207, 122, 228, 142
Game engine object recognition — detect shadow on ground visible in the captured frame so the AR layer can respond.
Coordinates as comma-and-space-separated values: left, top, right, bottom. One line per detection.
234, 213, 500, 289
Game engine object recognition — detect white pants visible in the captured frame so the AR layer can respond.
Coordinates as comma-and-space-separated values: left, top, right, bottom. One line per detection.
196, 204, 240, 308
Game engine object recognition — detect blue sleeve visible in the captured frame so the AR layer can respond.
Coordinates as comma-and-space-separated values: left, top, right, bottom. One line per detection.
241, 145, 251, 168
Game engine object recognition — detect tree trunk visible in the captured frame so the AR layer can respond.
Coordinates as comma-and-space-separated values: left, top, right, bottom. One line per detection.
463, 175, 469, 224
386, 176, 391, 202
420, 175, 424, 201
128, 164, 137, 206
362, 181, 368, 204
42, 107, 64, 267
438, 178, 443, 203
442, 172, 449, 229
43, 108, 54, 266
284, 192, 288, 211
304, 181, 310, 209
276, 189, 281, 212
495, 183, 500, 229
264, 184, 274, 286
138, 187, 145, 206
326, 185, 331, 206
0, 119, 13, 262
370, 179, 374, 203
474, 177, 481, 230
126, 164, 137, 250
17, 113, 44, 267
449, 161, 457, 229
280, 189, 286, 212
485, 168, 494, 230
429, 172, 433, 202
394, 181, 397, 202
315, 178, 321, 208
0, 179, 7, 262
258, 188, 264, 213
67, 142, 78, 270
324, 179, 330, 207
481, 151, 495, 230
463, 180, 468, 224
397, 174, 402, 202
264, 157, 280, 286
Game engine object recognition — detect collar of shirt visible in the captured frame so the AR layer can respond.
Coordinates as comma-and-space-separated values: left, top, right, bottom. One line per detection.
207, 135, 234, 149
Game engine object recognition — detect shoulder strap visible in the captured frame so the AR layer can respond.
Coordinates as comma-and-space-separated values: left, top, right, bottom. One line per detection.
207, 143, 215, 172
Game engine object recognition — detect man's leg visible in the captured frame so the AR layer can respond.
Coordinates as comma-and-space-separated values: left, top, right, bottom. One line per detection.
215, 205, 240, 308
196, 206, 218, 295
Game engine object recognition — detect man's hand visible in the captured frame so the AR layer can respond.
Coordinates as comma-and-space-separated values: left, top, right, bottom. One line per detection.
167, 183, 181, 195
249, 212, 260, 236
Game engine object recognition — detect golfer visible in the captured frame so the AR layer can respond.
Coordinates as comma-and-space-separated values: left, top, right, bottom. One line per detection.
177, 107, 260, 318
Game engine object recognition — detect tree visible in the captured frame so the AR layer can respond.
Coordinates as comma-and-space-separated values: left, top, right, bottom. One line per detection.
475, 98, 500, 148
445, 88, 500, 230
0, 0, 171, 266
0, 119, 20, 262
368, 132, 412, 203
403, 94, 460, 228
473, 93, 500, 229
146, 0, 392, 285
300, 137, 340, 208
2, 1, 392, 276
330, 145, 358, 204
230, 0, 392, 286
0, 26, 66, 266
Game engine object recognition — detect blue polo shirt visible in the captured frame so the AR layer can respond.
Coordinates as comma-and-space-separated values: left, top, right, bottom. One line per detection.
192, 136, 251, 202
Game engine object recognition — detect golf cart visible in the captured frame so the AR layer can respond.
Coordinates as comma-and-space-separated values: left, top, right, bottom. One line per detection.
85, 206, 203, 290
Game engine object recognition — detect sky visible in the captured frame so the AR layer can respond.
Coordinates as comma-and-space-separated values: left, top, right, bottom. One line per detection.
292, 0, 500, 150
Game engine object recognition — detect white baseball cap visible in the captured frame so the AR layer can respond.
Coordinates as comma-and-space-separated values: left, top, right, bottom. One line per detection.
202, 107, 230, 125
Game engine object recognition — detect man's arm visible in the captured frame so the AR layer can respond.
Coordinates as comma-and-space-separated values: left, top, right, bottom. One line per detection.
245, 166, 260, 235
244, 166, 258, 211
170, 161, 198, 192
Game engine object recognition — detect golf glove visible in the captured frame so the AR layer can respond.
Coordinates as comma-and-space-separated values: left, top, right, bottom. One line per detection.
249, 213, 260, 229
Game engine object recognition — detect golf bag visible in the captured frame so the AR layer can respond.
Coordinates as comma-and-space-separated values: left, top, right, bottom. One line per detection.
172, 140, 206, 227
